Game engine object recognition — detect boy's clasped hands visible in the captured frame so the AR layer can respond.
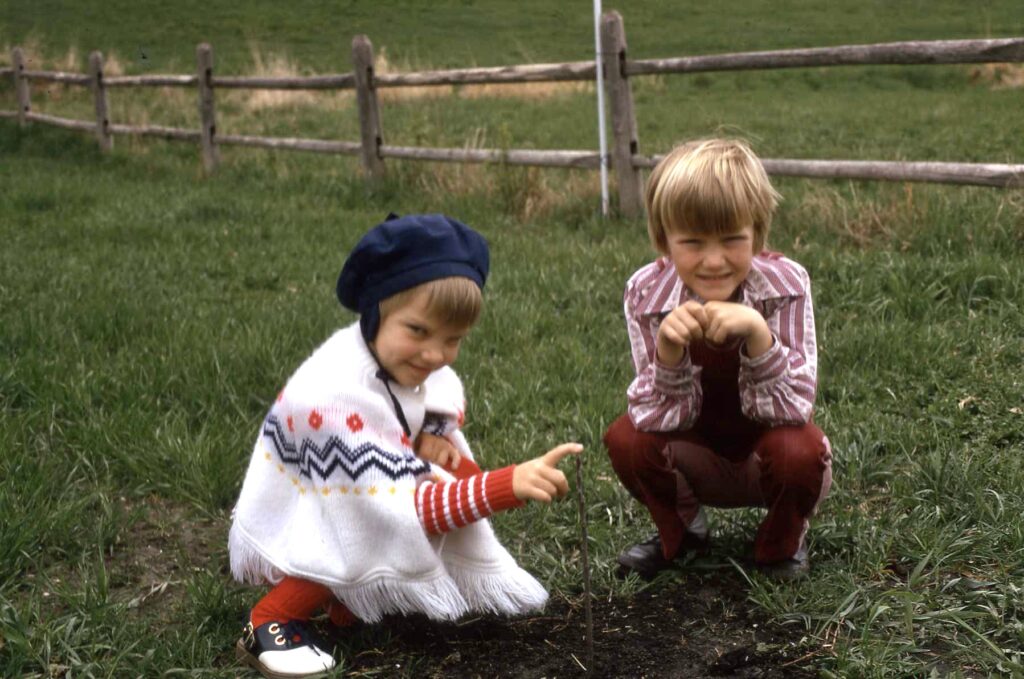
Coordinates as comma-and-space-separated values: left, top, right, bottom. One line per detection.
656, 300, 774, 366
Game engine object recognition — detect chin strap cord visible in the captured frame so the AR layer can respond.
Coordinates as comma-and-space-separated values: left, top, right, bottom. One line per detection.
375, 368, 412, 439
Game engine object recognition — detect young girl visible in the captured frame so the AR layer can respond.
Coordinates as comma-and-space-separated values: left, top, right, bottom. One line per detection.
229, 213, 581, 678
604, 139, 832, 581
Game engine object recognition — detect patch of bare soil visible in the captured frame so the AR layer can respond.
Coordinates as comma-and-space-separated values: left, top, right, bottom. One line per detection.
103, 496, 222, 623
328, 574, 815, 678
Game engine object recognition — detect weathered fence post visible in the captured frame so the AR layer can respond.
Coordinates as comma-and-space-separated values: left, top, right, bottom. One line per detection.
601, 11, 643, 218
88, 51, 112, 152
352, 35, 385, 180
12, 47, 31, 126
196, 43, 219, 173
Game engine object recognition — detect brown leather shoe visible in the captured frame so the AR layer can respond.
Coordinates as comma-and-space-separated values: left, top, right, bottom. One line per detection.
616, 532, 709, 579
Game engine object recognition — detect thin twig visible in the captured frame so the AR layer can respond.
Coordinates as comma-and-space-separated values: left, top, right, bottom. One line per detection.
780, 650, 820, 667
575, 455, 594, 672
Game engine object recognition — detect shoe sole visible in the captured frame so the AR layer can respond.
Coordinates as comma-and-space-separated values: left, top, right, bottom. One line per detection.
615, 557, 669, 581
235, 639, 330, 679
615, 546, 711, 581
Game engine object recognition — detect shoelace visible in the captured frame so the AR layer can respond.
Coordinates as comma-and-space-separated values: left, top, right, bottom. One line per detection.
283, 621, 329, 656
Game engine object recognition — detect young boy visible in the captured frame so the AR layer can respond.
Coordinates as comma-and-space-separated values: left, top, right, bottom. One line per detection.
604, 138, 832, 581
229, 213, 582, 678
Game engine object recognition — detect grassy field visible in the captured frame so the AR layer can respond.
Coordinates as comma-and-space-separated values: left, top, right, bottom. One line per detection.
2, 1, 1024, 677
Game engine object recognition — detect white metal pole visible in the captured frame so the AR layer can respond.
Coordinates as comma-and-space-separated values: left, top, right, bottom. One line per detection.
593, 0, 610, 216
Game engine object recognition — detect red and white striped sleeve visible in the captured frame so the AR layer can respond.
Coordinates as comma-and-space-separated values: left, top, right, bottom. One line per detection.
738, 258, 818, 425
415, 465, 523, 536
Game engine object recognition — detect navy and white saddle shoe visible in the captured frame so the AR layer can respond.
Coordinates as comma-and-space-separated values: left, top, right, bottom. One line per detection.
236, 619, 336, 678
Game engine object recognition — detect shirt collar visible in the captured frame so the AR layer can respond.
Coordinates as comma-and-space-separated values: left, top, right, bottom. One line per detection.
636, 254, 801, 318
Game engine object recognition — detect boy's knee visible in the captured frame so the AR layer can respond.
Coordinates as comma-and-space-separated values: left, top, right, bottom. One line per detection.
603, 414, 634, 455
756, 424, 831, 490
603, 414, 671, 474
604, 414, 638, 475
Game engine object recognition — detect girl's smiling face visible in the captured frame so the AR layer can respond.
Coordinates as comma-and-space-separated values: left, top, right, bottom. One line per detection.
666, 224, 755, 301
371, 287, 470, 387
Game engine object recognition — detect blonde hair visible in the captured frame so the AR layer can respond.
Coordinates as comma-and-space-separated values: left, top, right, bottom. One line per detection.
645, 138, 780, 255
379, 276, 483, 329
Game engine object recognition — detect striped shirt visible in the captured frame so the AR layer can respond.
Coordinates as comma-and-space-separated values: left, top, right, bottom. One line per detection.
624, 252, 818, 431
415, 462, 522, 536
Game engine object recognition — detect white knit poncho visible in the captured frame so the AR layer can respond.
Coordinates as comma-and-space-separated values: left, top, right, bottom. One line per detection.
228, 322, 548, 623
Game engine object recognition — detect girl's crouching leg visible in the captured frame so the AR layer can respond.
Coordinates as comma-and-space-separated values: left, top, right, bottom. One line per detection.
239, 577, 339, 677
327, 599, 358, 628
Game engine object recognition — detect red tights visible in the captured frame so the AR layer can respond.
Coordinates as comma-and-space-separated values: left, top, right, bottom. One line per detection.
250, 576, 356, 627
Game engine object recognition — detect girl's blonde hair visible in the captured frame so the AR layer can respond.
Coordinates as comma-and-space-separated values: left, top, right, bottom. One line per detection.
379, 276, 483, 329
645, 138, 780, 254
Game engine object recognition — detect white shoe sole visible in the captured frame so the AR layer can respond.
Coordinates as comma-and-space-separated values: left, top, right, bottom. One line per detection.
235, 639, 331, 679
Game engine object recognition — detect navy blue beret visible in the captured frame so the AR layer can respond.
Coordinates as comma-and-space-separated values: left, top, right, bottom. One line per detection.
336, 213, 490, 341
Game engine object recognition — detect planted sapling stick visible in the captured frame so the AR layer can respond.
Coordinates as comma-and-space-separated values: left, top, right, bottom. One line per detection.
575, 454, 594, 672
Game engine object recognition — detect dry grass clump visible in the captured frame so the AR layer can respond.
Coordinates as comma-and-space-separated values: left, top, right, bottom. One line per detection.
3, 36, 44, 68
403, 127, 600, 221
791, 182, 926, 248
375, 48, 590, 103
237, 45, 341, 112
1, 40, 125, 75
968, 63, 1024, 89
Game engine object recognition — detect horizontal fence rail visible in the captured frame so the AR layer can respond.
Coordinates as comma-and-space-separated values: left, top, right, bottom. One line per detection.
211, 74, 356, 90
380, 145, 602, 169
628, 38, 1024, 75
374, 61, 597, 87
105, 74, 197, 88
107, 122, 201, 141
25, 111, 95, 132
635, 156, 1024, 189
3, 19, 1023, 215
218, 133, 361, 154
760, 159, 1024, 189
21, 69, 90, 85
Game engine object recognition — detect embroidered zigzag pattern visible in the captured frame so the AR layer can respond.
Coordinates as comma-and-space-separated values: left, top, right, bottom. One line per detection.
263, 415, 430, 482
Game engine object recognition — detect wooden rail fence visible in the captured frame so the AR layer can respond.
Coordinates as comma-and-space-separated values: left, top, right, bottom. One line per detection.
2, 11, 1023, 216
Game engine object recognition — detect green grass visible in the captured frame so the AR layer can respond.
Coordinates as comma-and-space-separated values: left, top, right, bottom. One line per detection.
2, 1, 1024, 676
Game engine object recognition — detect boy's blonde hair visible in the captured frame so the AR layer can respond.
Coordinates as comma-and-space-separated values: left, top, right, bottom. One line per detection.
379, 276, 483, 329
645, 138, 780, 255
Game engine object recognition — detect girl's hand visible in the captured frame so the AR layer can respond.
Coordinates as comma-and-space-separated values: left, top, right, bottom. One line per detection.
703, 301, 772, 356
656, 300, 708, 366
512, 443, 584, 503
414, 432, 462, 470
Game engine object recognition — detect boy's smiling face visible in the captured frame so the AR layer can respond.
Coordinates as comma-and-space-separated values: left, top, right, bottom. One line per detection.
371, 287, 470, 387
666, 224, 756, 301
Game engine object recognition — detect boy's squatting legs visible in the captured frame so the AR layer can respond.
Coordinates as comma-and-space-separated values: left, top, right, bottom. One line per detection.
603, 414, 832, 566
